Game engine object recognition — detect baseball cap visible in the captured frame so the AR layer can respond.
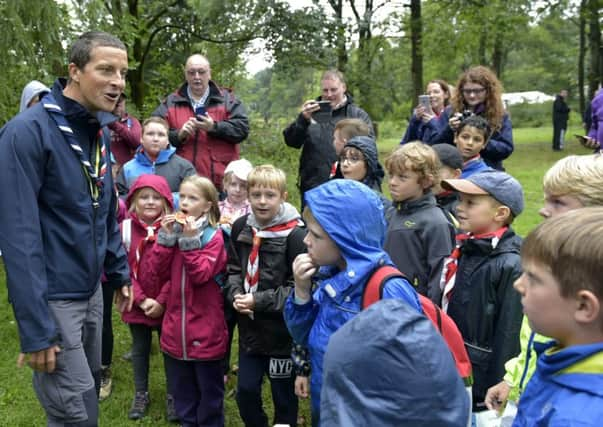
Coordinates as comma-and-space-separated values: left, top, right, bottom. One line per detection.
224, 158, 253, 181
433, 144, 463, 170
442, 170, 524, 216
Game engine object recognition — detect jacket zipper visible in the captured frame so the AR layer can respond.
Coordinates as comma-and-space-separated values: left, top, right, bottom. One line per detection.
92, 202, 99, 286
181, 265, 187, 360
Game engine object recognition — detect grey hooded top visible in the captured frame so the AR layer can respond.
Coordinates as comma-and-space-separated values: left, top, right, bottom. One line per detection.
19, 80, 50, 113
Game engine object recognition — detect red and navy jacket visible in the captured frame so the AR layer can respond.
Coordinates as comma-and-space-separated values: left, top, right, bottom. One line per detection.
152, 81, 249, 190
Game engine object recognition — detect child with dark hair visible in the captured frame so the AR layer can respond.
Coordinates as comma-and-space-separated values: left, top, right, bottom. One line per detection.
454, 115, 492, 178
432, 143, 463, 226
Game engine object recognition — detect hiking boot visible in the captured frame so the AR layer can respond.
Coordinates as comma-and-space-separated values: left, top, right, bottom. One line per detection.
99, 367, 112, 401
128, 391, 150, 420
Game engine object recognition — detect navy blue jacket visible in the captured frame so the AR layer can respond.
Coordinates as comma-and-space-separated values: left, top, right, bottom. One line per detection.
0, 79, 130, 353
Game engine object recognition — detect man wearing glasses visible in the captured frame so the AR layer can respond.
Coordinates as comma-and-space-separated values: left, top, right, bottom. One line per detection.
153, 54, 249, 191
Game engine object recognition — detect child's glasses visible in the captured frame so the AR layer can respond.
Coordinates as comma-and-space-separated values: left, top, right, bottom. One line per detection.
339, 155, 364, 164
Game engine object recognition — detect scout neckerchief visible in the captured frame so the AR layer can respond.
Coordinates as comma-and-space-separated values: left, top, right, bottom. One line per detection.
244, 218, 302, 294
43, 93, 107, 207
129, 214, 162, 281
441, 226, 508, 312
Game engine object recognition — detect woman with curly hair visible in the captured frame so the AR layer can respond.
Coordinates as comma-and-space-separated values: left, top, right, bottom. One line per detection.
433, 66, 513, 170
400, 79, 451, 145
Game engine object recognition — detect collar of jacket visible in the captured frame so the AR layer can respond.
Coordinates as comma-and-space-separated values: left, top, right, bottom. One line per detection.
176, 80, 227, 105
460, 228, 519, 257
394, 192, 436, 213
134, 145, 176, 165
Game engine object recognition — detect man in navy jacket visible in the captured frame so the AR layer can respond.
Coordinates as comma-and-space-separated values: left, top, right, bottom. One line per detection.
0, 31, 132, 425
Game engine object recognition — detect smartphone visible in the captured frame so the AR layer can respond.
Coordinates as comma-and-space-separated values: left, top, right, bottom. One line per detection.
317, 100, 332, 113
312, 101, 332, 123
574, 134, 590, 147
418, 94, 432, 114
195, 105, 207, 120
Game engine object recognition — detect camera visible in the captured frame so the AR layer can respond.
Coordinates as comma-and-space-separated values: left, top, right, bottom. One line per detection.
454, 110, 474, 121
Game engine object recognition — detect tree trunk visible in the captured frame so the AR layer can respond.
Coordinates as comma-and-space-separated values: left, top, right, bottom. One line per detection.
410, 0, 423, 113
579, 0, 586, 116
588, 0, 601, 100
327, 0, 348, 71
491, 35, 504, 78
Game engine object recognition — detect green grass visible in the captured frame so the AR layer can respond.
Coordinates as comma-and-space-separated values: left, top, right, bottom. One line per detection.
0, 124, 593, 424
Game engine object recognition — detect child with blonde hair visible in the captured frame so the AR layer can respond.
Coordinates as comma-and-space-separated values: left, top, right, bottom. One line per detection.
384, 142, 455, 303
140, 175, 228, 426
512, 208, 603, 426
120, 174, 176, 420
485, 153, 603, 424
225, 165, 306, 427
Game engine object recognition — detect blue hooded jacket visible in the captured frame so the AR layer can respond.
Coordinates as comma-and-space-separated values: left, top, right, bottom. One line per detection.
118, 145, 196, 208
0, 79, 129, 353
284, 179, 421, 421
513, 341, 603, 426
321, 299, 470, 426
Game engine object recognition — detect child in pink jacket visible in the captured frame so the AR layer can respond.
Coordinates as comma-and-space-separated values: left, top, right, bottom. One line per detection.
120, 174, 176, 421
140, 175, 228, 427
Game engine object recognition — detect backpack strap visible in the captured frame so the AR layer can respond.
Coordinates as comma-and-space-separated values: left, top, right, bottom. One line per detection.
362, 265, 406, 309
121, 218, 132, 252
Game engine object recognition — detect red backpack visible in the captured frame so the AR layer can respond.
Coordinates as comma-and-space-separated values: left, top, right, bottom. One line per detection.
362, 265, 473, 385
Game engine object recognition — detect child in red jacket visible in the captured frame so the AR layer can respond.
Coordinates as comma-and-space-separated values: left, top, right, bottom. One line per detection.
140, 175, 228, 427
120, 174, 176, 421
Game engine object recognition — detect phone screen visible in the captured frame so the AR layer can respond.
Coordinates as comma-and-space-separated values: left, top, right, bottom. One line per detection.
418, 95, 432, 111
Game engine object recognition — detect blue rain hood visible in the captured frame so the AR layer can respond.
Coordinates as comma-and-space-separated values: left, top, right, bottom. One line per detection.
321, 298, 470, 426
304, 179, 386, 283
343, 135, 385, 191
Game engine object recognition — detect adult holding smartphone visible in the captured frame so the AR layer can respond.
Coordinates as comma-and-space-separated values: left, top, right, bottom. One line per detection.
432, 66, 513, 171
400, 79, 451, 145
153, 54, 249, 191
283, 70, 374, 206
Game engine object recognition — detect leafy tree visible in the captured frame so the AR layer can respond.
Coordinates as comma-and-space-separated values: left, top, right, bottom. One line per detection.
0, 0, 71, 122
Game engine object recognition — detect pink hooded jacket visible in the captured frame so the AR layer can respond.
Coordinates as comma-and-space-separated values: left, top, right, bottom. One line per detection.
121, 174, 174, 327
140, 213, 228, 360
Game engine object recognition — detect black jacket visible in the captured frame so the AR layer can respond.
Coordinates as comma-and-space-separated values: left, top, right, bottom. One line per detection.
283, 95, 373, 194
553, 95, 570, 127
225, 214, 306, 356
446, 228, 523, 409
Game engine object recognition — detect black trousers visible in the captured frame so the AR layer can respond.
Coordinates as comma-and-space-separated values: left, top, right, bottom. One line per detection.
236, 351, 298, 427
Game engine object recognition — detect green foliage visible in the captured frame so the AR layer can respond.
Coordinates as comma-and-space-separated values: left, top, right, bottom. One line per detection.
241, 118, 302, 207
0, 0, 71, 122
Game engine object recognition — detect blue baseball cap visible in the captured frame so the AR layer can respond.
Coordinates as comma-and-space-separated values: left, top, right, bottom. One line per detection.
442, 170, 524, 216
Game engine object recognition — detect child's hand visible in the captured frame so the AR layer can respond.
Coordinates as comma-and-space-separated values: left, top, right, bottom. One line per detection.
233, 293, 255, 315
485, 380, 510, 412
292, 254, 317, 301
141, 298, 165, 318
295, 375, 309, 399
181, 216, 199, 238
161, 214, 177, 234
